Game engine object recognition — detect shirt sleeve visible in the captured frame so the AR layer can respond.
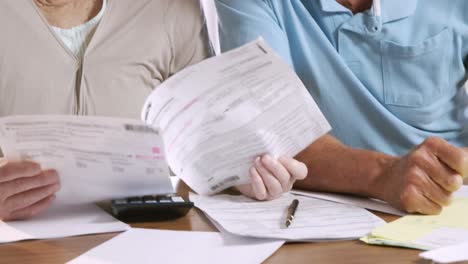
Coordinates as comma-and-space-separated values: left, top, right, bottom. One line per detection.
215, 0, 294, 65
164, 0, 210, 77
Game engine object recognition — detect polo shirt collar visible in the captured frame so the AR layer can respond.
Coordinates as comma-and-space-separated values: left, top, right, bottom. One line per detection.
380, 0, 418, 23
319, 0, 418, 23
319, 0, 351, 14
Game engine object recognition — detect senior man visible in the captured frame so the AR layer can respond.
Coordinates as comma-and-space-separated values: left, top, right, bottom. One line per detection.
216, 0, 468, 214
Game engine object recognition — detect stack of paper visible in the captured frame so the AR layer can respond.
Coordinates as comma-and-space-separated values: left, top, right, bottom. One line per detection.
361, 198, 468, 250
191, 193, 385, 241
67, 228, 284, 264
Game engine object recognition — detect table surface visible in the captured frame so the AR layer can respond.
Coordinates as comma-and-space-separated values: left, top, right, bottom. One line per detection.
0, 180, 430, 264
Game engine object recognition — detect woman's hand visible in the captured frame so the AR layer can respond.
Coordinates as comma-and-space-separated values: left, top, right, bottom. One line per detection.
0, 159, 60, 221
236, 155, 307, 200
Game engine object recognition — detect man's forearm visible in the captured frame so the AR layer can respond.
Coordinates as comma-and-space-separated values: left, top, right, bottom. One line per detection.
294, 134, 396, 200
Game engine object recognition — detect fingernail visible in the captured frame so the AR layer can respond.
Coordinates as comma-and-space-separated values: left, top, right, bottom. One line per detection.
29, 163, 42, 174
263, 155, 274, 164
53, 183, 61, 191
255, 157, 261, 164
451, 175, 463, 189
249, 167, 257, 178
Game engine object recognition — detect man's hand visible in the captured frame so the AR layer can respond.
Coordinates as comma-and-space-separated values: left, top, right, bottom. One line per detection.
236, 155, 307, 200
0, 160, 60, 221
377, 137, 466, 214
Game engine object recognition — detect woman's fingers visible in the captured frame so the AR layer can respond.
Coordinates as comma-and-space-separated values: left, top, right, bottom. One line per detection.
249, 164, 267, 200
5, 182, 60, 213
0, 160, 42, 183
2, 169, 59, 198
255, 157, 283, 199
4, 195, 56, 221
278, 157, 308, 180
243, 155, 309, 201
261, 155, 291, 191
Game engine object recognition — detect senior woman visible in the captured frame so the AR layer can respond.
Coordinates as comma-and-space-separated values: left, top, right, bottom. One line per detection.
0, 0, 306, 220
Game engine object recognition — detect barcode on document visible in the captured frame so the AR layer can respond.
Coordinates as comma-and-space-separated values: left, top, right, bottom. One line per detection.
124, 124, 159, 135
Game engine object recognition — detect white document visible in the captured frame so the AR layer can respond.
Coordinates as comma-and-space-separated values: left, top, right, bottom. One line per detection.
142, 38, 331, 195
292, 190, 405, 216
292, 185, 468, 216
190, 193, 385, 241
67, 228, 284, 264
0, 202, 129, 243
0, 115, 174, 204
420, 241, 468, 264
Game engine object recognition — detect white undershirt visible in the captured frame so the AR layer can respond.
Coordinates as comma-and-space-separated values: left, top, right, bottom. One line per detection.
51, 0, 107, 60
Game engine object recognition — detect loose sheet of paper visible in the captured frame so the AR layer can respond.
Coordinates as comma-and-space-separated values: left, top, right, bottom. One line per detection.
455, 185, 468, 198
0, 115, 173, 204
292, 190, 406, 216
0, 202, 129, 243
420, 241, 468, 263
142, 39, 331, 195
67, 228, 284, 264
293, 185, 468, 217
191, 193, 384, 241
361, 198, 468, 250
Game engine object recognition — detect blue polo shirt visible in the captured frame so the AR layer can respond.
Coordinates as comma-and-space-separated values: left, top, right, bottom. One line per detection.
215, 0, 468, 155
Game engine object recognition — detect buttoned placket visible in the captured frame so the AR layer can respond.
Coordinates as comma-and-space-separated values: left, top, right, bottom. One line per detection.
29, 0, 112, 116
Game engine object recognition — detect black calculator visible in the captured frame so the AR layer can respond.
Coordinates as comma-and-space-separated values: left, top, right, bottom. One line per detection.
110, 195, 193, 222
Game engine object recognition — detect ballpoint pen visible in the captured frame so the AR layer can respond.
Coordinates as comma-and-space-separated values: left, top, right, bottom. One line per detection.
285, 199, 299, 228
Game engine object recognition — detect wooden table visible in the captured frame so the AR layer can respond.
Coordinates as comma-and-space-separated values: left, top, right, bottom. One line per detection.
0, 179, 427, 264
